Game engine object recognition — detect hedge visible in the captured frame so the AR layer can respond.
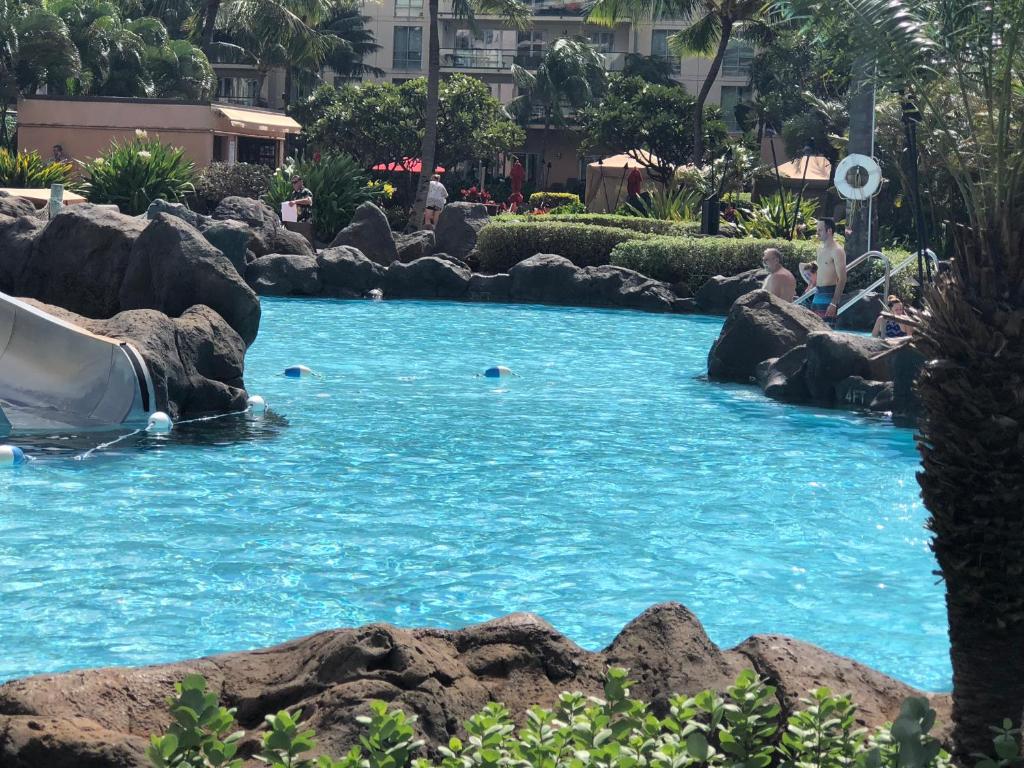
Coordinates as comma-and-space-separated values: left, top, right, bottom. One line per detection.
476, 220, 651, 272
541, 213, 701, 236
528, 191, 581, 209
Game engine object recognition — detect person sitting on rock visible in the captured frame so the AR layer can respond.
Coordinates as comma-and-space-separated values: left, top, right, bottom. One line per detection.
762, 248, 796, 302
872, 295, 913, 339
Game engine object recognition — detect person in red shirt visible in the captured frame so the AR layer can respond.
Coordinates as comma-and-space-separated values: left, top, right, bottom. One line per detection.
510, 158, 525, 195
627, 167, 643, 198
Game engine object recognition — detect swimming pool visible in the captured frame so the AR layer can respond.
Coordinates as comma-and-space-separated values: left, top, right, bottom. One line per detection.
0, 299, 949, 690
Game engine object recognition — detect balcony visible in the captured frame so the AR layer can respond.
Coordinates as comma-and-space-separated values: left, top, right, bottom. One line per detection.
439, 0, 585, 16
440, 49, 628, 71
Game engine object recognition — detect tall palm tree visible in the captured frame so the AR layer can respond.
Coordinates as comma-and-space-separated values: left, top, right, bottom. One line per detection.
508, 38, 607, 188
794, 0, 1024, 758
587, 0, 770, 163
410, 0, 529, 228
318, 3, 382, 79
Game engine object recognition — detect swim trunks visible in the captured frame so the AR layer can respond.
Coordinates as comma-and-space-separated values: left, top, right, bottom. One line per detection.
811, 285, 837, 327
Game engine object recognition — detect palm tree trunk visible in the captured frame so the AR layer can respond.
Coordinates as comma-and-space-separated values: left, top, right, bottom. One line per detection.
915, 226, 1024, 760
411, 0, 440, 231
691, 18, 732, 164
201, 0, 221, 48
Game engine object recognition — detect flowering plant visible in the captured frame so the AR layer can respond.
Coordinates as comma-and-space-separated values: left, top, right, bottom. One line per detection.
460, 185, 492, 203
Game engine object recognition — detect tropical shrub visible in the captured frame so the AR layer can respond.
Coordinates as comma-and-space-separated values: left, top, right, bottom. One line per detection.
264, 153, 385, 242
190, 162, 274, 214
735, 193, 819, 240
549, 200, 587, 214
528, 192, 581, 210
79, 133, 196, 215
147, 669, 983, 768
0, 149, 73, 188
625, 185, 703, 222
492, 213, 701, 237
476, 220, 651, 272
460, 185, 492, 204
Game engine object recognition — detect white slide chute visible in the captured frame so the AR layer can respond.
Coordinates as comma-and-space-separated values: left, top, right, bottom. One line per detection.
0, 293, 155, 435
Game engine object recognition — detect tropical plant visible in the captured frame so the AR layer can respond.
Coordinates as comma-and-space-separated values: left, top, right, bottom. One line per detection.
733, 191, 818, 240
0, 148, 73, 187
508, 38, 608, 189
191, 162, 274, 213
781, 0, 1024, 758
588, 0, 772, 163
264, 153, 384, 242
79, 132, 196, 214
625, 184, 703, 221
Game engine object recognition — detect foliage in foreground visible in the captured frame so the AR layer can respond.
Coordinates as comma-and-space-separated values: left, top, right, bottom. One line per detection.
191, 163, 274, 215
0, 148, 73, 188
79, 133, 196, 215
476, 220, 651, 273
144, 668, 1009, 768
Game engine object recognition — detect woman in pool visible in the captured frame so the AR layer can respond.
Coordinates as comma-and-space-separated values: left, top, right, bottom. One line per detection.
872, 295, 913, 338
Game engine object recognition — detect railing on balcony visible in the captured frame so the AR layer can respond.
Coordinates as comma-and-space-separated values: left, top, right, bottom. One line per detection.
440, 0, 584, 15
440, 48, 628, 71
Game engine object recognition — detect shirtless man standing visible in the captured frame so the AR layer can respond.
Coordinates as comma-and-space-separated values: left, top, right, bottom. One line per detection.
762, 248, 796, 301
810, 217, 846, 326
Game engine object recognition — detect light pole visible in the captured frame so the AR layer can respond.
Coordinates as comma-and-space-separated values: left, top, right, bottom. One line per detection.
764, 124, 790, 239
790, 137, 815, 241
901, 90, 932, 306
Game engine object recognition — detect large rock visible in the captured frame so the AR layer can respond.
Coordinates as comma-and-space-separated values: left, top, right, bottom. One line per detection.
757, 345, 811, 404
19, 204, 147, 318
0, 215, 45, 293
317, 246, 386, 298
146, 198, 207, 230
384, 256, 471, 299
0, 603, 950, 767
707, 290, 828, 383
802, 331, 890, 406
120, 214, 261, 347
396, 230, 436, 263
509, 253, 585, 304
245, 253, 322, 297
212, 196, 314, 258
467, 273, 511, 302
835, 292, 886, 332
199, 219, 252, 276
577, 265, 677, 313
0, 196, 37, 219
18, 300, 247, 420
330, 202, 397, 265
433, 202, 489, 260
695, 269, 768, 314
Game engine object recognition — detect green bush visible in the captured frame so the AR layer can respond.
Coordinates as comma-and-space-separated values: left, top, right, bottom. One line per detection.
80, 133, 196, 215
148, 668, 979, 768
528, 191, 581, 209
549, 199, 587, 214
611, 235, 817, 291
476, 219, 651, 272
265, 153, 385, 243
734, 192, 818, 240
0, 149, 73, 188
190, 162, 273, 214
493, 213, 701, 237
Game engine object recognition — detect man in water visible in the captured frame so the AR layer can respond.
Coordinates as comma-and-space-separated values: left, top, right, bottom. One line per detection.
762, 248, 796, 301
810, 217, 846, 326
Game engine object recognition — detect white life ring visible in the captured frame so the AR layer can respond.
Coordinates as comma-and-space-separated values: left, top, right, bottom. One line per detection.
835, 154, 882, 201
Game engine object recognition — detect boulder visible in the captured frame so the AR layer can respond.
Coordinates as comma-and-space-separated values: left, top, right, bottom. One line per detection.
0, 196, 37, 219
834, 376, 891, 410
212, 196, 313, 258
245, 253, 322, 297
576, 265, 676, 313
802, 331, 890, 406
18, 300, 247, 420
467, 272, 511, 302
384, 256, 471, 299
835, 291, 886, 332
330, 202, 397, 265
509, 254, 584, 304
889, 343, 924, 421
672, 297, 698, 313
396, 230, 436, 263
317, 246, 386, 297
120, 214, 261, 347
20, 204, 147, 318
199, 219, 252, 277
146, 198, 207, 230
0, 215, 45, 293
695, 269, 768, 314
757, 345, 811, 404
433, 202, 489, 260
707, 290, 828, 383
0, 603, 950, 767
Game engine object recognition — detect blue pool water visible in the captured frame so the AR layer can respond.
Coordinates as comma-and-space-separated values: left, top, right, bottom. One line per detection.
0, 299, 950, 690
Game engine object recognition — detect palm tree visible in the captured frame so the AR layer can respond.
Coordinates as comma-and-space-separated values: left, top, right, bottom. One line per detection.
797, 0, 1024, 758
587, 0, 770, 163
410, 0, 529, 228
318, 3, 383, 79
508, 37, 607, 189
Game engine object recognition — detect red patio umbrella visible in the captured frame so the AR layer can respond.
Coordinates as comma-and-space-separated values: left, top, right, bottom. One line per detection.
371, 157, 446, 173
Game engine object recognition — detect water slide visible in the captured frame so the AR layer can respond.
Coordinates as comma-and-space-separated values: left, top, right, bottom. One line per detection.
0, 293, 155, 436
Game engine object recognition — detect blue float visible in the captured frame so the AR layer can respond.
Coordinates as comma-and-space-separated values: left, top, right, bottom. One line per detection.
484, 366, 513, 378
284, 364, 314, 378
0, 445, 26, 466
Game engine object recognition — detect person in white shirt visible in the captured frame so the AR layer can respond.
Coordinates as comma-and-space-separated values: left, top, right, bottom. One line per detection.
424, 174, 448, 229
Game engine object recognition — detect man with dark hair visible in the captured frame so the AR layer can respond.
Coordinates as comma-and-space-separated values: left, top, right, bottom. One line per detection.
52, 144, 70, 163
810, 217, 846, 326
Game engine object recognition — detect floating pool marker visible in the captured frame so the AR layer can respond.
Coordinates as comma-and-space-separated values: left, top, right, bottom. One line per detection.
367, 288, 384, 301
0, 445, 26, 466
247, 395, 267, 414
484, 365, 513, 378
284, 364, 314, 378
147, 412, 173, 433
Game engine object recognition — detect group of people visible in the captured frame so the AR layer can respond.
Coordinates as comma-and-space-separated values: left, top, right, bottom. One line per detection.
760, 218, 911, 339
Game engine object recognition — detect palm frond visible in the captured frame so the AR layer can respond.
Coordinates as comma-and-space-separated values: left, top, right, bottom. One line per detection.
669, 12, 720, 56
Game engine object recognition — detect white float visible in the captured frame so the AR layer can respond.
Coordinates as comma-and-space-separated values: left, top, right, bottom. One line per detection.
147, 412, 173, 433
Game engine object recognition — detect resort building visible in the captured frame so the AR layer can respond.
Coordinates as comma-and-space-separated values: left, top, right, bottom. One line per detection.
16, 96, 302, 170
211, 0, 754, 187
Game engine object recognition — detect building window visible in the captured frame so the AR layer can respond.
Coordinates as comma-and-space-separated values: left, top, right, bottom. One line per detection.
651, 30, 680, 70
393, 26, 423, 71
587, 31, 614, 53
394, 0, 423, 15
217, 77, 260, 106
719, 85, 752, 131
721, 41, 753, 78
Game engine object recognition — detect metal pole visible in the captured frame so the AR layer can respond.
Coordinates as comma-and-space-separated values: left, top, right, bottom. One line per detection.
790, 139, 814, 241
766, 126, 790, 239
902, 92, 930, 305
